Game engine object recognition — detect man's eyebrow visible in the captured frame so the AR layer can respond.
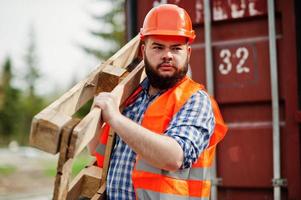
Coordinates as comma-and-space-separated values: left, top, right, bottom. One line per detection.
151, 42, 185, 47
170, 44, 185, 47
151, 42, 164, 46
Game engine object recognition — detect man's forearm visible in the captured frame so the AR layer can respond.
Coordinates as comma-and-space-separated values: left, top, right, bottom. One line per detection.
109, 114, 184, 171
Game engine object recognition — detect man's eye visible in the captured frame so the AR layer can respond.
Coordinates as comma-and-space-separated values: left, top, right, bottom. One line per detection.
173, 47, 182, 51
153, 46, 163, 50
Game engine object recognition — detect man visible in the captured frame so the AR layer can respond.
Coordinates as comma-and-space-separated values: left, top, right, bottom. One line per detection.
89, 4, 227, 200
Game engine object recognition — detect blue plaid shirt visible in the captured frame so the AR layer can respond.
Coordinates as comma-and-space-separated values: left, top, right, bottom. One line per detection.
106, 78, 215, 199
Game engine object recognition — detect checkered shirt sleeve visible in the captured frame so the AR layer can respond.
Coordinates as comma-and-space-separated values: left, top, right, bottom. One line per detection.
164, 90, 215, 169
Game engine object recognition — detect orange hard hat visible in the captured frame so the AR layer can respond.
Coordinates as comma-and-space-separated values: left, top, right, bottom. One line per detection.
140, 4, 196, 43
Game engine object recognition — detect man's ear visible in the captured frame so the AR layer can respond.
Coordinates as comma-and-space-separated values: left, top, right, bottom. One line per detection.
141, 43, 146, 59
187, 45, 192, 57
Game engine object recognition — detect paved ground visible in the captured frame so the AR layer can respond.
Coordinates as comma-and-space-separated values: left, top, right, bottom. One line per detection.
0, 147, 57, 200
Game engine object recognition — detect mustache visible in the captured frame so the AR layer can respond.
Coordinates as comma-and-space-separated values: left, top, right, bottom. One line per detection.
157, 62, 176, 69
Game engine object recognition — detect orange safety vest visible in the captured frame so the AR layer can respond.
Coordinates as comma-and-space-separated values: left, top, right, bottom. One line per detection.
94, 76, 227, 199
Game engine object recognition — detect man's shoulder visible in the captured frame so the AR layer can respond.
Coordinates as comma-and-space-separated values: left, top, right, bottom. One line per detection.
185, 89, 212, 109
183, 76, 206, 90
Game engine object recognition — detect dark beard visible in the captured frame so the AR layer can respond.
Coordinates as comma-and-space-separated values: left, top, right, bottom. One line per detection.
144, 54, 189, 90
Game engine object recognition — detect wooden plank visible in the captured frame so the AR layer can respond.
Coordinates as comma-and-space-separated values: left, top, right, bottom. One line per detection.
29, 35, 141, 154
81, 166, 103, 198
67, 165, 102, 200
46, 72, 99, 116
29, 110, 72, 153
112, 36, 141, 68
97, 65, 127, 92
100, 129, 115, 186
69, 107, 102, 158
69, 61, 145, 158
53, 118, 80, 200
66, 175, 84, 200
91, 184, 106, 200
111, 61, 146, 107
107, 34, 140, 66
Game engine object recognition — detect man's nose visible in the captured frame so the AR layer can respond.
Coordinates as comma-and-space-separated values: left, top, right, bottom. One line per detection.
162, 49, 173, 61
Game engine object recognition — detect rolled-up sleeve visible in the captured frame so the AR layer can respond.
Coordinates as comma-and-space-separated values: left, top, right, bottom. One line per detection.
164, 90, 215, 169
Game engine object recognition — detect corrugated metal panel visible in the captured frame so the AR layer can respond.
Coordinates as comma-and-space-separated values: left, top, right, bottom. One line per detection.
135, 0, 267, 30
128, 0, 301, 199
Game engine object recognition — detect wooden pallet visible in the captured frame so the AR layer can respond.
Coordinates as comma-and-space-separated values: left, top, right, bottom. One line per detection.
29, 35, 144, 199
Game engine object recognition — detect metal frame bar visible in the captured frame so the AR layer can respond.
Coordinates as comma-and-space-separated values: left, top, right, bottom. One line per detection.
267, 0, 282, 199
126, 0, 137, 40
203, 0, 219, 199
204, 0, 214, 95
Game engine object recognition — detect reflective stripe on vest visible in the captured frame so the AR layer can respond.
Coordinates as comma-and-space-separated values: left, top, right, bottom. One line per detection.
136, 189, 210, 200
95, 124, 111, 167
95, 143, 106, 156
136, 159, 211, 181
134, 171, 211, 198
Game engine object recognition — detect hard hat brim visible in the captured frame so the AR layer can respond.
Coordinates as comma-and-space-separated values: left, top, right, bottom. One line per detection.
140, 29, 195, 43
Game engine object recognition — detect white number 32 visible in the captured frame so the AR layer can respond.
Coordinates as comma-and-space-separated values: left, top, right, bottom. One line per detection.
218, 47, 250, 75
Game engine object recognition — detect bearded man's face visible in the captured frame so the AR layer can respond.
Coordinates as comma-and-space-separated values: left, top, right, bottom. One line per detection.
142, 35, 191, 90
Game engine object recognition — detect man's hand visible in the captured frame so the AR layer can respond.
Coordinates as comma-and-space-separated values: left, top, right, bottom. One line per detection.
93, 92, 121, 124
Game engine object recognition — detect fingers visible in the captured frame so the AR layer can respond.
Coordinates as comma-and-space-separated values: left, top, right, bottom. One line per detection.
94, 92, 114, 108
93, 92, 119, 123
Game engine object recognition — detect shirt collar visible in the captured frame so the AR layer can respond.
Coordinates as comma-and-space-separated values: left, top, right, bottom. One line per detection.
140, 77, 165, 97
140, 77, 150, 93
